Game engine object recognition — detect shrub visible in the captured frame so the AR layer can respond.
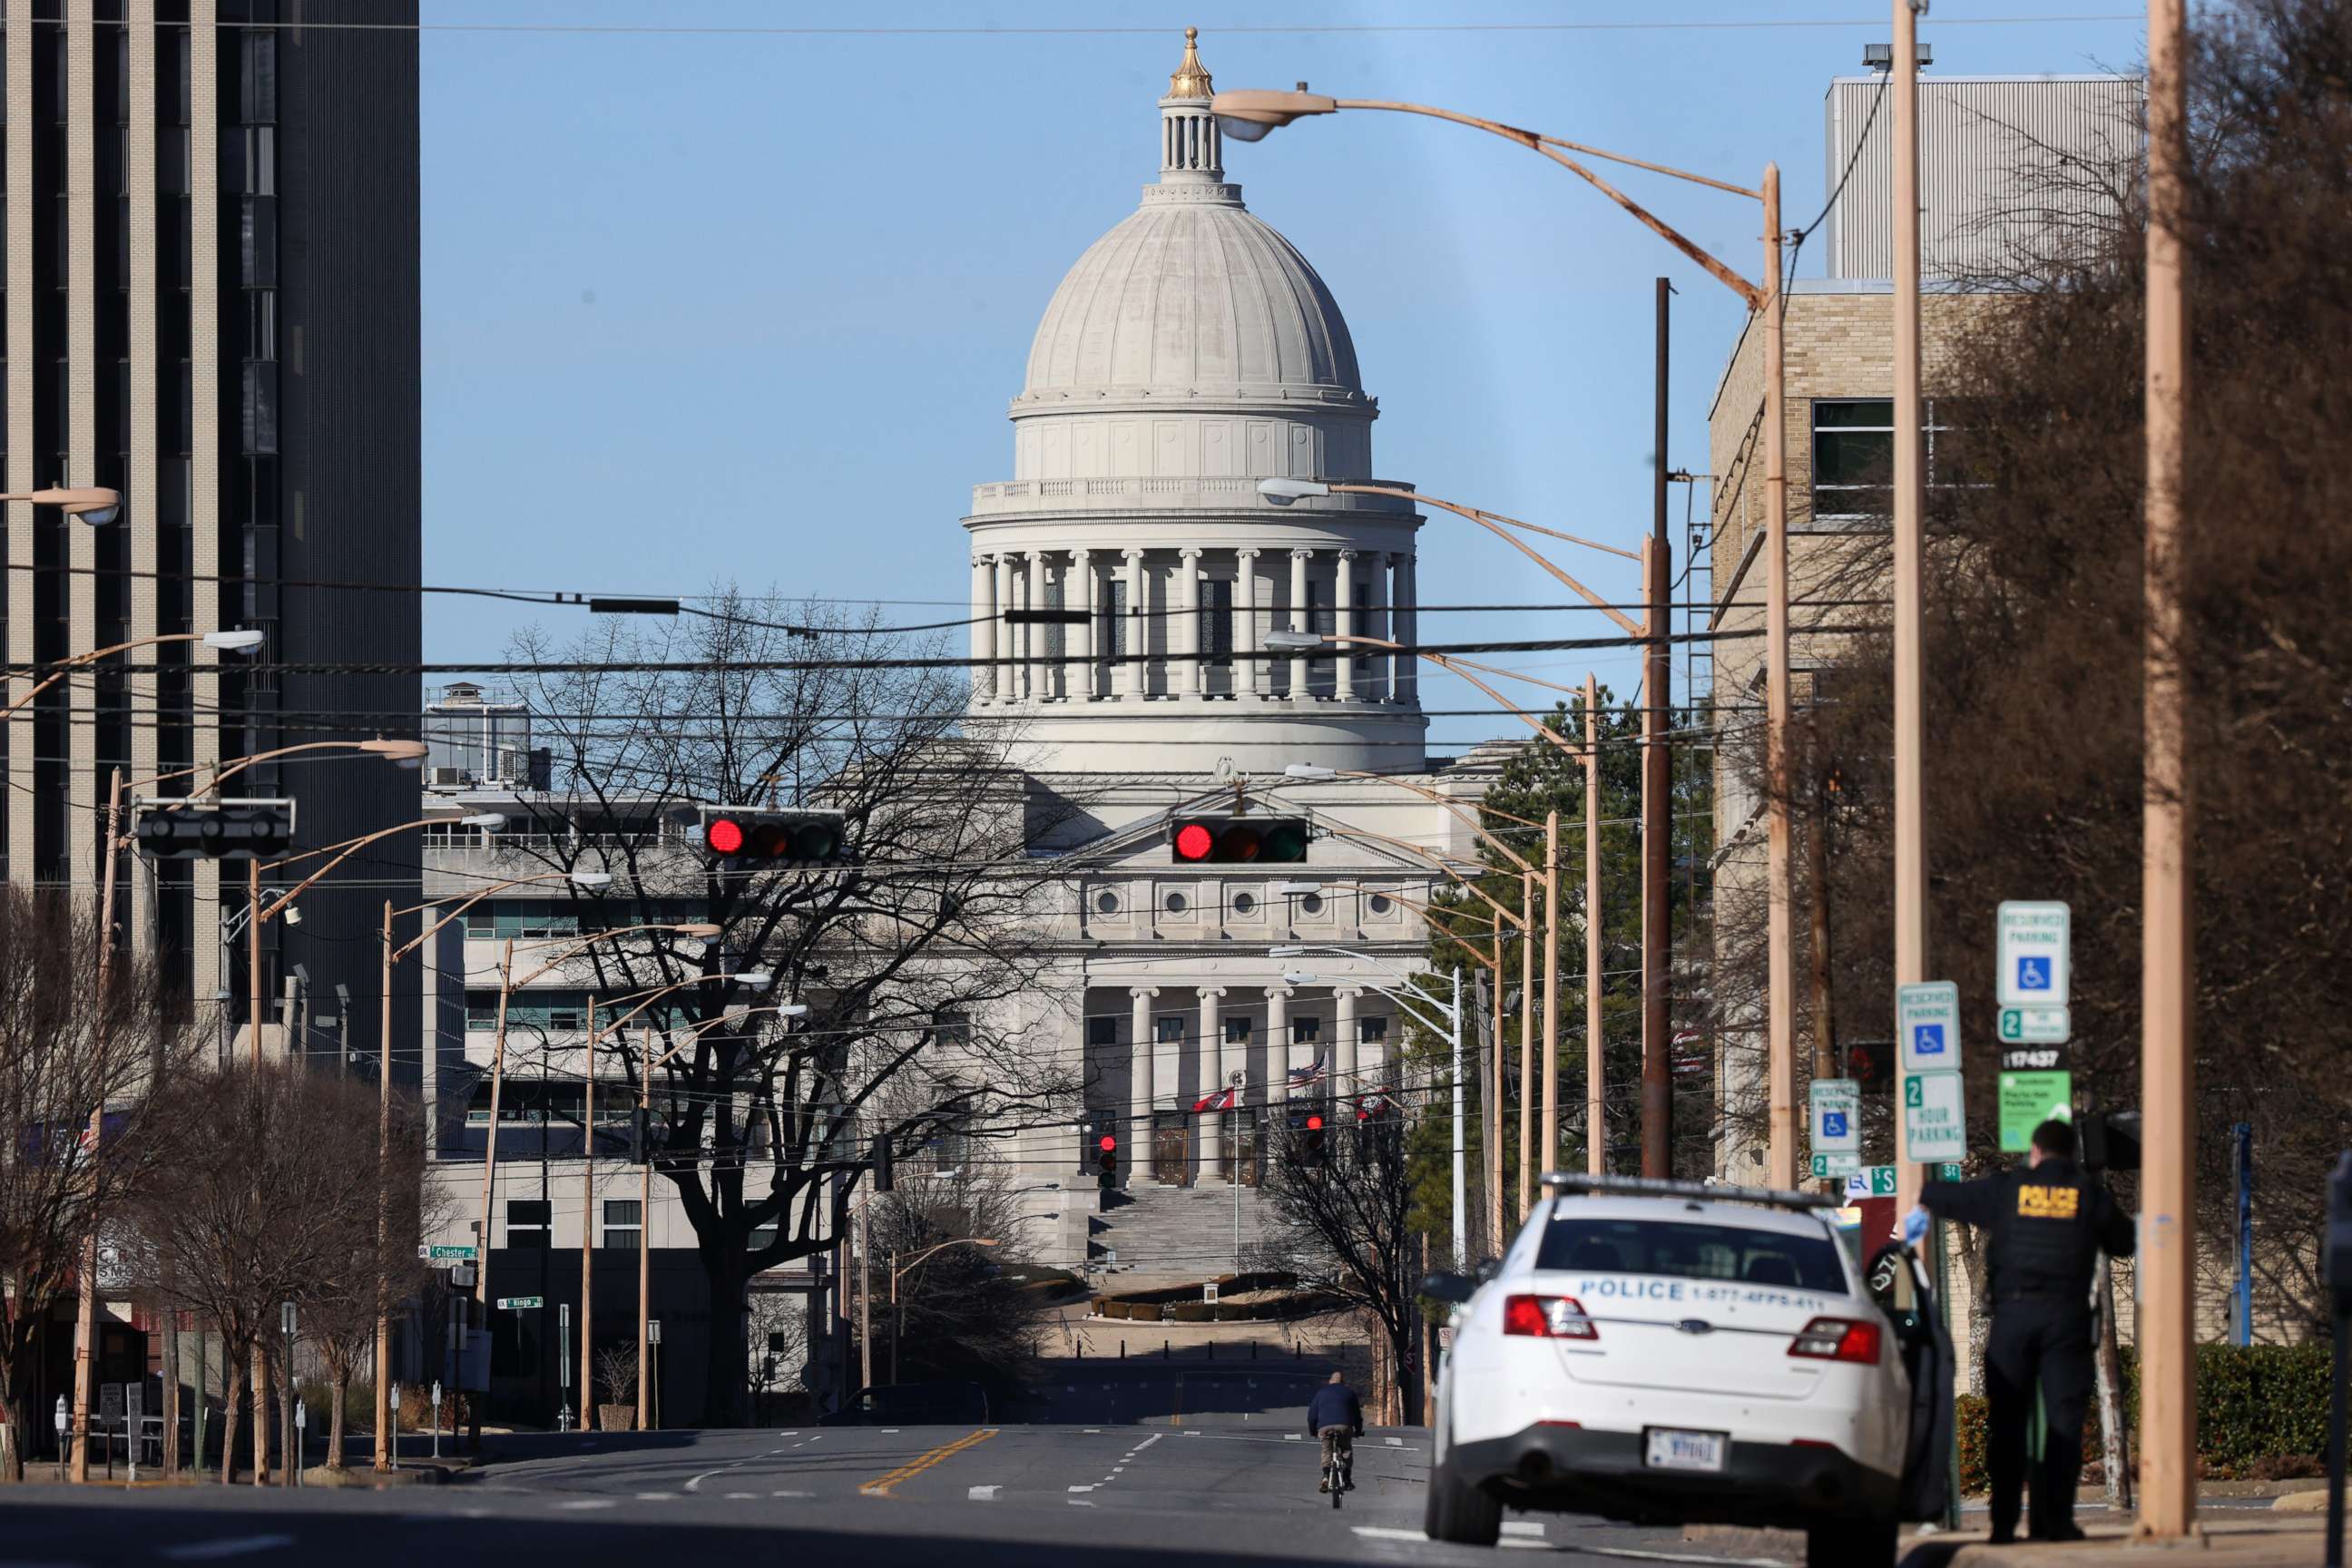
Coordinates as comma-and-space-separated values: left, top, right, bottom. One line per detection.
1099, 1299, 1132, 1320
1167, 1303, 1211, 1323
1132, 1303, 1162, 1323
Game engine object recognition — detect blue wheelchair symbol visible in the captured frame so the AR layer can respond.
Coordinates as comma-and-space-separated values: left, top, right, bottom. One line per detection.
1822, 1111, 1849, 1138
2017, 956, 2053, 991
1913, 1023, 1946, 1057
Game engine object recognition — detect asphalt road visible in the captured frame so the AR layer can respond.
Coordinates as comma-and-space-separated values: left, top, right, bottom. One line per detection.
0, 1422, 1778, 1567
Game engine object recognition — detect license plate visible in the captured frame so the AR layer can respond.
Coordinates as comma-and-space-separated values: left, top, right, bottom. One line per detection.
1643, 1427, 1728, 1472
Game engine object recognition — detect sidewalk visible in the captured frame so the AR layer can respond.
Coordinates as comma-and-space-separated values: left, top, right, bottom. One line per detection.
1901, 1514, 2336, 1565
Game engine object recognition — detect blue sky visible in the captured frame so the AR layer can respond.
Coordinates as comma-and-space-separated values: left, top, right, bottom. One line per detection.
420, 2, 2146, 755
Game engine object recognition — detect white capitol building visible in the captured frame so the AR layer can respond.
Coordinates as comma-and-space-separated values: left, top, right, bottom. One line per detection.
974, 33, 1504, 1274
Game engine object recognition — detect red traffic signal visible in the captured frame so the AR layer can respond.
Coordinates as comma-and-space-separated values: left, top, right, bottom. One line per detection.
1305, 1114, 1324, 1132
700, 807, 849, 866
1098, 1133, 1117, 1152
1169, 817, 1309, 865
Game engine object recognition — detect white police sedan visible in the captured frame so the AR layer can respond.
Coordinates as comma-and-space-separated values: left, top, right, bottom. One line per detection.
1422, 1175, 1946, 1565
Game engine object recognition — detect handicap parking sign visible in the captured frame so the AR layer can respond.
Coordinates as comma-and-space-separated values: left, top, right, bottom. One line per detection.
1912, 1022, 1946, 1058
2016, 956, 2053, 991
1822, 1111, 1849, 1138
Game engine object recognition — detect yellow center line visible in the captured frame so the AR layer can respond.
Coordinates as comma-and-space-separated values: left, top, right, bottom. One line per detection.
858, 1427, 997, 1496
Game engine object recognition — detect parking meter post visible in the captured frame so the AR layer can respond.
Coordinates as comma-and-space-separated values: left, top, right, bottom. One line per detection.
53, 1396, 65, 1481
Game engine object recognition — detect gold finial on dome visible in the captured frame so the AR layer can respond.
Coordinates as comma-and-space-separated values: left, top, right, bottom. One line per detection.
1167, 26, 1213, 99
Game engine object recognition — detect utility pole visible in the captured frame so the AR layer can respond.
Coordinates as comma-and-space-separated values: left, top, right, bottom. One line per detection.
374, 901, 396, 1470
249, 859, 264, 1069
1759, 159, 1799, 1191
858, 1208, 874, 1392
1583, 674, 1604, 1177
474, 941, 515, 1386
1517, 873, 1535, 1216
1890, 0, 1933, 1222
1542, 813, 1561, 1176
2139, 0, 2196, 1539
1808, 714, 1839, 1197
1642, 277, 1674, 1180
70, 768, 127, 1482
1449, 965, 1465, 1271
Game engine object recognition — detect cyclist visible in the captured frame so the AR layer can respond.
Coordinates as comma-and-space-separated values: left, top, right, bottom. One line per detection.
1307, 1370, 1365, 1493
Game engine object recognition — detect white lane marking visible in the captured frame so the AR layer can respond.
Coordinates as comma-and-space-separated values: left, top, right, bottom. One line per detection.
778, 1430, 799, 1436
967, 1485, 1000, 1501
1352, 1528, 1426, 1543
724, 1493, 759, 1501
1068, 1485, 1094, 1493
1385, 1436, 1404, 1446
554, 1500, 616, 1512
1067, 1499, 1095, 1507
1284, 1434, 1302, 1441
1503, 1522, 1546, 1537
882, 1428, 900, 1434
632, 1493, 677, 1501
161, 1541, 296, 1563
1083, 1427, 1101, 1433
1112, 1465, 1125, 1473
771, 1490, 812, 1498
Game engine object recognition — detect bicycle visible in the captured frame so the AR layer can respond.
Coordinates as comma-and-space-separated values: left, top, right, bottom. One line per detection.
1325, 1446, 1345, 1508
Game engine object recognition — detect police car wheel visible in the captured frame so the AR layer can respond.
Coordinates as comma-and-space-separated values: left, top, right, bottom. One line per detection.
1804, 1515, 1897, 1567
1422, 1451, 1502, 1546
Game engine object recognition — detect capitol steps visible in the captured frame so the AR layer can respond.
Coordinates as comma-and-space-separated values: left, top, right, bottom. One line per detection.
1089, 1181, 1279, 1284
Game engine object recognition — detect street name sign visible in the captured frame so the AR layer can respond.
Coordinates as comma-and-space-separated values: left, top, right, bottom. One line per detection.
1896, 982, 1961, 1073
497, 1296, 544, 1311
1996, 901, 2072, 1006
419, 1244, 478, 1264
1998, 1070, 2074, 1154
1998, 1004, 2071, 1045
1902, 1072, 1968, 1162
1843, 1161, 1967, 1199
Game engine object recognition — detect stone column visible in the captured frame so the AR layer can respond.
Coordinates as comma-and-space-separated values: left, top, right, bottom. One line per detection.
1334, 549, 1357, 700
1266, 984, 1293, 1102
1198, 985, 1226, 1180
1335, 988, 1361, 1104
1129, 986, 1157, 1181
1025, 552, 1048, 701
1180, 547, 1204, 697
1236, 548, 1264, 698
1288, 548, 1314, 699
1122, 548, 1147, 700
1366, 551, 1390, 701
1069, 548, 1093, 701
1393, 554, 1419, 702
994, 554, 1016, 701
971, 554, 996, 703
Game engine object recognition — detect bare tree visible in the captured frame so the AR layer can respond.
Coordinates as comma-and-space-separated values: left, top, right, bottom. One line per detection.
0, 889, 198, 1480
486, 593, 1082, 1423
864, 1160, 1050, 1388
135, 1066, 404, 1481
1251, 1115, 1425, 1425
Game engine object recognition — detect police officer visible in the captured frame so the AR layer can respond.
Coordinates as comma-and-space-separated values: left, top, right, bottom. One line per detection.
1905, 1117, 2132, 1544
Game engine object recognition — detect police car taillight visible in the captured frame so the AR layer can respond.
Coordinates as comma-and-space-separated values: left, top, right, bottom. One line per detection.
1502, 1294, 1597, 1340
1788, 1316, 1881, 1364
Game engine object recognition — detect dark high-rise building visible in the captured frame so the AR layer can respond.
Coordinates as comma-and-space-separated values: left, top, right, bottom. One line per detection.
4, 2, 420, 1059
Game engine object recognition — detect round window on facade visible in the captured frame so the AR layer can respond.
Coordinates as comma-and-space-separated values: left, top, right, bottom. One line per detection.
1232, 891, 1258, 916
1165, 890, 1190, 914
1095, 890, 1121, 916
1299, 894, 1324, 916
1367, 894, 1393, 915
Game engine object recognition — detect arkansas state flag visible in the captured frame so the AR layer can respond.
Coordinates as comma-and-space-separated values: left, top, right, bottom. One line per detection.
1191, 1085, 1240, 1113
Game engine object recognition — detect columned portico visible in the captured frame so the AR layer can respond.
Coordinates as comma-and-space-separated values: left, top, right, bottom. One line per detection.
1197, 985, 1226, 1175
1128, 986, 1157, 1160
1335, 987, 1361, 1101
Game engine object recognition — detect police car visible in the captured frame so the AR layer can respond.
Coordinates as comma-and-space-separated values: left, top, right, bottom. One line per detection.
1421, 1175, 1948, 1565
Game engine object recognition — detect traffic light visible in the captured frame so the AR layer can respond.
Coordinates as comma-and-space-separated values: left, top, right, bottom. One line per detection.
1169, 816, 1309, 865
132, 798, 295, 859
870, 1135, 895, 1193
1095, 1132, 1119, 1191
700, 807, 850, 867
1846, 1039, 1896, 1092
2082, 1110, 2141, 1173
1289, 1109, 1328, 1167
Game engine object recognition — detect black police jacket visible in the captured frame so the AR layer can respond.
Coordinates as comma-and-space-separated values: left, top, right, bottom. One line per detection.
1920, 1157, 2133, 1302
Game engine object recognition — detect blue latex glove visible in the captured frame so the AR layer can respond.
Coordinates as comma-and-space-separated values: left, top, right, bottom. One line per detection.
1902, 1206, 1932, 1247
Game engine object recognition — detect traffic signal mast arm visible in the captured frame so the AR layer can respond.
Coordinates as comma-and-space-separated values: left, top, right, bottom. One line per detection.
1279, 765, 1537, 875
1304, 814, 1526, 932
138, 737, 426, 801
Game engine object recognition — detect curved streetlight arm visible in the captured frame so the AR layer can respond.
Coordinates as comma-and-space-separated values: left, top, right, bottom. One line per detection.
136, 738, 417, 800
1325, 483, 1645, 637
1302, 810, 1525, 932
1330, 100, 1763, 306
1289, 762, 1536, 873
255, 816, 454, 924
1306, 883, 1502, 969
390, 872, 613, 961
503, 924, 721, 992
5, 632, 216, 724
642, 1001, 808, 1082
591, 972, 773, 1044
891, 1237, 1000, 1287
1328, 634, 1587, 771
1287, 970, 1454, 1037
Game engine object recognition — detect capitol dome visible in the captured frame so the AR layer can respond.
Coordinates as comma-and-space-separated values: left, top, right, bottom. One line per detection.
1020, 191, 1363, 402
965, 30, 1426, 778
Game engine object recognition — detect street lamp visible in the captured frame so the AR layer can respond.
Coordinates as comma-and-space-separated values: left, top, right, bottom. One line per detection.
567, 966, 768, 1426
1279, 950, 1468, 1270
1218, 80, 1799, 1188
630, 997, 804, 1428
367, 867, 614, 1471
0, 485, 122, 524
886, 1239, 999, 1387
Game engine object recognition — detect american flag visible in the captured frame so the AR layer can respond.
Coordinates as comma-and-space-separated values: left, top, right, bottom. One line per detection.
1356, 1090, 1394, 1121
1286, 1056, 1327, 1089
1191, 1085, 1240, 1113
